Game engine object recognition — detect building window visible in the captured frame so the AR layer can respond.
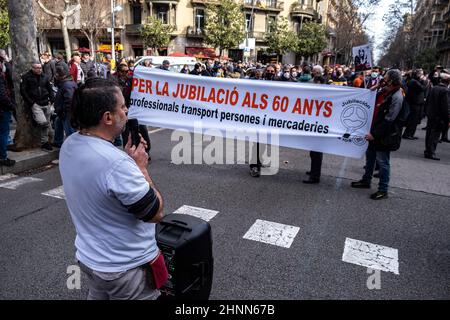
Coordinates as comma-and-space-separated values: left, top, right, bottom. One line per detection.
267, 15, 277, 33
266, 0, 276, 7
245, 13, 253, 32
195, 8, 204, 33
155, 4, 169, 24
132, 5, 142, 24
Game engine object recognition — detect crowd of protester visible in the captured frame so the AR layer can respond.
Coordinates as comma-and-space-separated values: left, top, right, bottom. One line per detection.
1, 51, 449, 201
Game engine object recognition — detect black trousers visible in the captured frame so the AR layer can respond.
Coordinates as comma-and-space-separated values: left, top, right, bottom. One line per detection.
403, 103, 423, 138
249, 142, 262, 169
309, 151, 323, 179
425, 118, 443, 156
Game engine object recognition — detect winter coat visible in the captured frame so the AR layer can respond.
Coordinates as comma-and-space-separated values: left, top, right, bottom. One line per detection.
20, 70, 55, 107
54, 77, 77, 118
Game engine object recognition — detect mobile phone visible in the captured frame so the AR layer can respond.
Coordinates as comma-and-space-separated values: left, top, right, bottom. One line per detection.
128, 118, 140, 148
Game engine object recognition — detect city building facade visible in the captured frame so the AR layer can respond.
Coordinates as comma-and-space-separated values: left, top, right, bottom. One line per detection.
35, 0, 353, 65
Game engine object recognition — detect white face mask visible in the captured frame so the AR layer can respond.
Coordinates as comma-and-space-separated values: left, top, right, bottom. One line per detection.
291, 72, 298, 78
284, 72, 290, 78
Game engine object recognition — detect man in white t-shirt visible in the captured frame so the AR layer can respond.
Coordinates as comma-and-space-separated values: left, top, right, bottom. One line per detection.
59, 78, 164, 300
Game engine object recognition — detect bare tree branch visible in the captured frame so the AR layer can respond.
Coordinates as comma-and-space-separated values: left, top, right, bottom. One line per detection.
36, 0, 60, 18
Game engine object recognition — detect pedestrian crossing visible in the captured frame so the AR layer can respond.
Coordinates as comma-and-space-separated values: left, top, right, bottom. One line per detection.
0, 173, 401, 276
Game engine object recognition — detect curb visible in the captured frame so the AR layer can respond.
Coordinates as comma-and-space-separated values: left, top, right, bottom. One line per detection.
1, 149, 59, 175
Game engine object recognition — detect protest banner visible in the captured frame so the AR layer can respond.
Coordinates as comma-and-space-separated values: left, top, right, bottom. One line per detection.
128, 67, 376, 158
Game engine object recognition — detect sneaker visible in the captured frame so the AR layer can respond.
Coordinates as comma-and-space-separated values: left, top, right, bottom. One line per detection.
402, 135, 415, 140
351, 180, 371, 188
250, 166, 261, 178
370, 191, 388, 200
51, 143, 62, 148
41, 142, 53, 151
373, 172, 380, 178
0, 158, 16, 167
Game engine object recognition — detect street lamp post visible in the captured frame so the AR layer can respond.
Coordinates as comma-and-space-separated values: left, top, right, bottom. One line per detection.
111, 0, 123, 70
111, 0, 115, 68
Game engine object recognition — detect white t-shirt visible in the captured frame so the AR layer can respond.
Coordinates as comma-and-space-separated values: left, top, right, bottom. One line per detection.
59, 132, 158, 272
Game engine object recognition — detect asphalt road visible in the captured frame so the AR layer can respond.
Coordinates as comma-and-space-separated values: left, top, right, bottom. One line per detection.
0, 125, 449, 300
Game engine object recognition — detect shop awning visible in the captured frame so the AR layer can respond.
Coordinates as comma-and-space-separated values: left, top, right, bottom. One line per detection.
185, 47, 217, 59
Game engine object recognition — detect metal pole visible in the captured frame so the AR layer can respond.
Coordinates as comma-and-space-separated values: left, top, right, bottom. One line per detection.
111, 0, 115, 71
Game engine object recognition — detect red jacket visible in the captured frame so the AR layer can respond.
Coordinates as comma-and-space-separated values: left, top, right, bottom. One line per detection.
69, 61, 79, 83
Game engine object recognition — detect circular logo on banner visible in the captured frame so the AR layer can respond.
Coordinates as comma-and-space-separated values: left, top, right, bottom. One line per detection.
339, 101, 370, 146
340, 105, 368, 132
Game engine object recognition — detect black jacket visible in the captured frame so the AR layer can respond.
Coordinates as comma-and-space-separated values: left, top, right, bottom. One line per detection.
43, 60, 56, 84
54, 77, 77, 118
406, 78, 426, 105
20, 70, 55, 107
80, 60, 96, 79
426, 83, 449, 124
371, 88, 404, 151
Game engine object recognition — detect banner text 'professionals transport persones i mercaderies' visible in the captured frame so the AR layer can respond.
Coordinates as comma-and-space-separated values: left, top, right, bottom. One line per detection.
128, 67, 376, 159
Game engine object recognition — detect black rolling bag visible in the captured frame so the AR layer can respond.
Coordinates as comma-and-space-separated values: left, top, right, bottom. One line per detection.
156, 214, 213, 300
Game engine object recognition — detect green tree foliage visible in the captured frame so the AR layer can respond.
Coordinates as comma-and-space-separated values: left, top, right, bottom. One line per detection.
204, 0, 245, 57
297, 22, 327, 58
265, 17, 298, 55
414, 48, 439, 74
0, 0, 9, 48
140, 16, 175, 55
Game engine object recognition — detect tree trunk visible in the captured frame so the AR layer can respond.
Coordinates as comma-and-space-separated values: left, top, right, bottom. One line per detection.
7, 0, 41, 150
61, 16, 71, 61
89, 32, 95, 60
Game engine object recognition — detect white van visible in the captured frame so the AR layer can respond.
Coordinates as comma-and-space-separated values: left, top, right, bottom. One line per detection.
134, 56, 197, 72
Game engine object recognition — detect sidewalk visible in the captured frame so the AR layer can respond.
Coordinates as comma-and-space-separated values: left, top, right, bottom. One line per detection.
1, 128, 59, 175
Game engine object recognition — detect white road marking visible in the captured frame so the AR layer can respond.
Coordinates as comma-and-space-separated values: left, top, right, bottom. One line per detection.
173, 205, 218, 222
41, 186, 65, 200
0, 177, 43, 190
0, 173, 17, 182
342, 238, 399, 275
243, 219, 300, 248
149, 128, 166, 134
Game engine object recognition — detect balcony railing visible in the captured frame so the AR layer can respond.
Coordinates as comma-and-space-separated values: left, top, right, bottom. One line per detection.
248, 31, 266, 40
186, 26, 204, 38
125, 24, 142, 35
290, 3, 315, 17
242, 0, 284, 11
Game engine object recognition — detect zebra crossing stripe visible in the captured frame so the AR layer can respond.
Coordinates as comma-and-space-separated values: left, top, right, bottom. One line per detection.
0, 174, 17, 182
41, 186, 65, 200
0, 177, 43, 190
173, 205, 219, 222
342, 238, 399, 275
243, 219, 300, 249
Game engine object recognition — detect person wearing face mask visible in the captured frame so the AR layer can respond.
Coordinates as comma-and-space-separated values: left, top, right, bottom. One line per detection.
332, 67, 347, 85
367, 67, 381, 89
281, 67, 294, 82
351, 69, 405, 200
290, 67, 299, 81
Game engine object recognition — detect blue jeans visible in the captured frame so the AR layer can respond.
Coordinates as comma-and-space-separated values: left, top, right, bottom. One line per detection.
362, 147, 390, 193
54, 116, 75, 147
0, 111, 11, 160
